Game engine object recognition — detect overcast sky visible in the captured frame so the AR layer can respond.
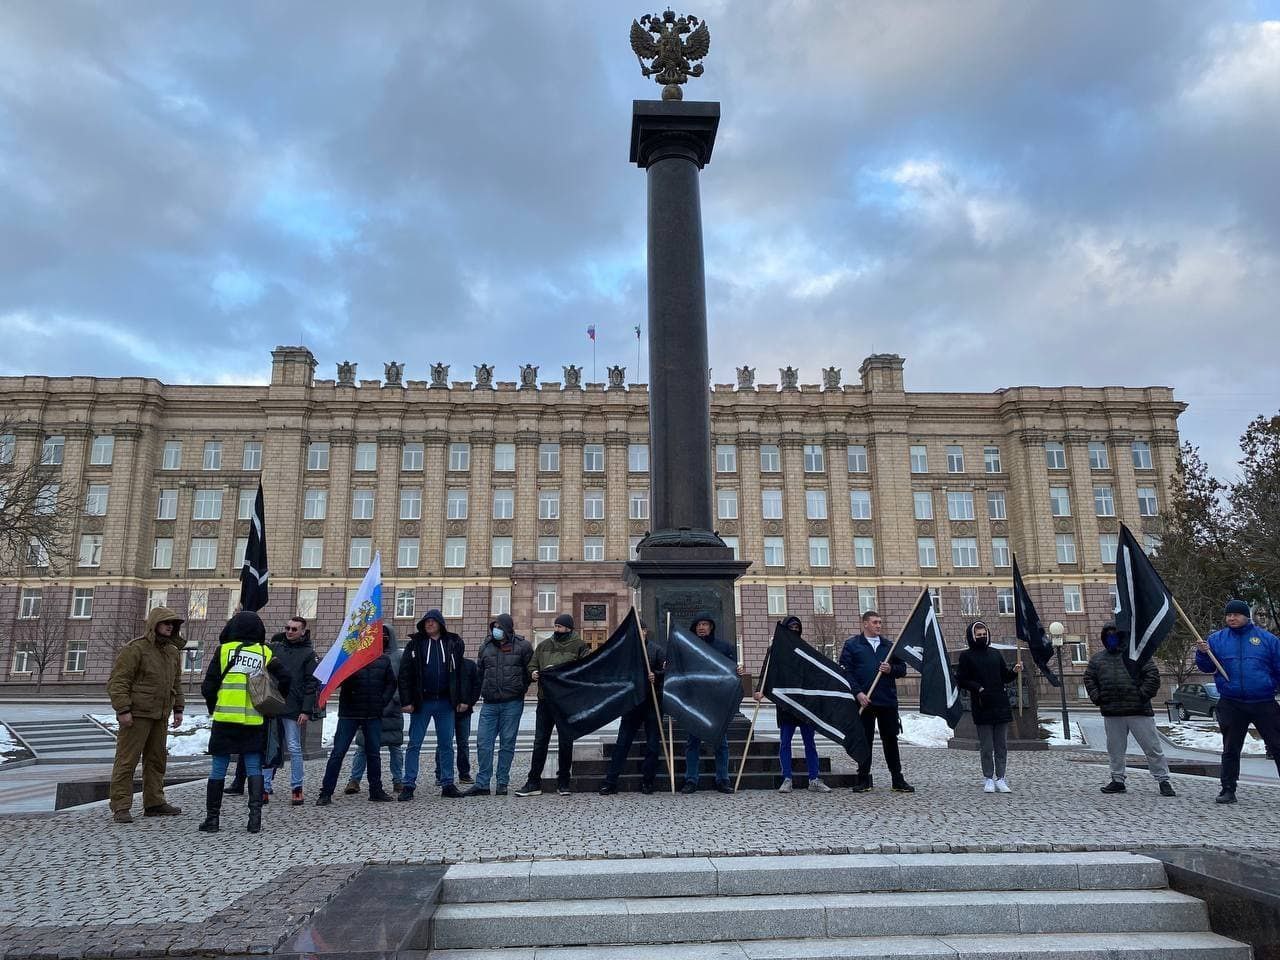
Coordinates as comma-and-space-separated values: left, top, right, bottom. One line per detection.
2, 1, 1277, 480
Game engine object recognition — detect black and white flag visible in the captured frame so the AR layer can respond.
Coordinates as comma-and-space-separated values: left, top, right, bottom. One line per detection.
895, 590, 964, 729
1115, 523, 1176, 665
539, 608, 649, 739
663, 625, 742, 743
762, 622, 870, 765
238, 484, 269, 612
1013, 553, 1060, 686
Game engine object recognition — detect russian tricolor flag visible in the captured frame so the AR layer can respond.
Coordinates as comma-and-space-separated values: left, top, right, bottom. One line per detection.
314, 552, 384, 708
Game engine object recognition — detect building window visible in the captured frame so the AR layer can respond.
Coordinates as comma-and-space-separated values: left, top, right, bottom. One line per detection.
952, 537, 979, 568
930, 587, 943, 614
292, 588, 317, 621
1044, 441, 1067, 470
187, 537, 217, 570
300, 538, 323, 569
629, 536, 642, 560
155, 488, 177, 520
64, 640, 88, 674
1108, 584, 1120, 612
146, 536, 172, 570
583, 489, 605, 520
1049, 486, 1072, 518
767, 585, 787, 616
303, 488, 327, 520
808, 537, 830, 567
858, 587, 877, 615
763, 537, 785, 567
162, 440, 182, 470
991, 536, 1010, 568
307, 442, 330, 471
1144, 534, 1163, 555
41, 435, 65, 465
397, 537, 419, 569
538, 537, 560, 561
84, 484, 109, 516
947, 491, 975, 521
983, 446, 1002, 473
803, 444, 825, 473
1132, 441, 1153, 470
946, 445, 965, 473
1055, 533, 1077, 564
760, 444, 781, 473
847, 444, 868, 473
538, 489, 560, 520
987, 490, 1007, 520
849, 490, 871, 520
717, 488, 738, 520
231, 489, 252, 521
715, 444, 737, 473
1094, 485, 1115, 517
493, 442, 516, 472
442, 587, 464, 619
444, 537, 467, 568
1063, 584, 1083, 614
353, 442, 376, 471
913, 491, 934, 520
192, 489, 222, 520
78, 534, 103, 567
394, 588, 416, 619
628, 443, 649, 472
202, 441, 222, 471
491, 537, 513, 567
233, 537, 248, 569
629, 490, 649, 520
90, 435, 115, 465
490, 587, 512, 616
1137, 486, 1158, 517
722, 535, 739, 559
960, 587, 980, 616
27, 539, 49, 568
15, 589, 44, 623
492, 488, 514, 520
447, 488, 469, 520
813, 586, 833, 615
909, 445, 928, 473
1071, 641, 1089, 665
399, 487, 422, 520
917, 537, 938, 567
583, 536, 605, 561
35, 483, 59, 515
996, 588, 1015, 615
1099, 533, 1118, 563
348, 537, 372, 569
854, 537, 875, 567
536, 584, 558, 614
761, 489, 783, 520
448, 442, 471, 471
804, 489, 828, 520
583, 444, 605, 472
0, 433, 13, 465
240, 441, 262, 471
402, 442, 423, 471
1088, 441, 1110, 470
351, 489, 375, 520
539, 442, 560, 472
11, 643, 34, 673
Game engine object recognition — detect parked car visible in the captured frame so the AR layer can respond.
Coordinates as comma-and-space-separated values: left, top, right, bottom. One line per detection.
1171, 682, 1220, 720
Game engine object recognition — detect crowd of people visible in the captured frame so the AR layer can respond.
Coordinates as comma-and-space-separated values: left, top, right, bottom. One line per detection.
104, 598, 1280, 832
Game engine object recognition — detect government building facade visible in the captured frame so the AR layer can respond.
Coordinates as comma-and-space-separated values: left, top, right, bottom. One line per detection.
0, 347, 1183, 700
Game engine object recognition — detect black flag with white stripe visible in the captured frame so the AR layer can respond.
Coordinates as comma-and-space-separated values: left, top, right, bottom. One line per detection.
761, 622, 870, 765
238, 484, 269, 612
895, 590, 964, 729
663, 625, 742, 743
1115, 523, 1175, 665
1013, 554, 1060, 686
539, 608, 649, 739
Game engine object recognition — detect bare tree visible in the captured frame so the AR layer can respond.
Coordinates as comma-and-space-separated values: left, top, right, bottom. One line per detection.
809, 615, 842, 661
10, 614, 67, 694
1231, 413, 1280, 621
0, 416, 79, 576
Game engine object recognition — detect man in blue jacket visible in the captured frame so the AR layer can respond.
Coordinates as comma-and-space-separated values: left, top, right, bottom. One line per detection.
1195, 599, 1280, 804
839, 609, 914, 794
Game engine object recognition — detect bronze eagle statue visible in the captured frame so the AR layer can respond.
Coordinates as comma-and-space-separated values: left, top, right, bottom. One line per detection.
630, 10, 710, 100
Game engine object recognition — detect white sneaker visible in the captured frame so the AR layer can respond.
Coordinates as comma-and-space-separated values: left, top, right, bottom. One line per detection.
778, 778, 793, 793
983, 778, 996, 793
994, 778, 1011, 793
808, 778, 831, 793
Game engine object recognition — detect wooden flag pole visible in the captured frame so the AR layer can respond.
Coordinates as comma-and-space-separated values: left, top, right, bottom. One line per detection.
1016, 645, 1024, 716
859, 587, 928, 714
1170, 596, 1230, 682
666, 611, 677, 793
640, 630, 674, 793
733, 649, 770, 793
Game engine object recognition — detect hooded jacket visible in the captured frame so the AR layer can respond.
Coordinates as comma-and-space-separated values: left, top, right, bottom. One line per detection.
399, 610, 465, 708
269, 629, 320, 717
477, 613, 534, 703
839, 627, 908, 709
1196, 620, 1280, 703
955, 620, 1016, 725
335, 631, 398, 721
1083, 627, 1161, 717
532, 630, 591, 699
107, 606, 187, 719
774, 617, 808, 728
690, 613, 737, 664
203, 611, 292, 756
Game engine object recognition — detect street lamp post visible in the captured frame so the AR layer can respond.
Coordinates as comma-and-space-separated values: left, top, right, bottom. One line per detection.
1049, 621, 1070, 741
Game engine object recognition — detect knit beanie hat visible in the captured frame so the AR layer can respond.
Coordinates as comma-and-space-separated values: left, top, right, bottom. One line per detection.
1224, 599, 1251, 618
554, 613, 575, 630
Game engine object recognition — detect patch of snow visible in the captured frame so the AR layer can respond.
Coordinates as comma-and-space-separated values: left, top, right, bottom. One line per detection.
1159, 720, 1267, 755
1, 722, 33, 765
1041, 720, 1086, 745
899, 713, 954, 748
91, 712, 212, 756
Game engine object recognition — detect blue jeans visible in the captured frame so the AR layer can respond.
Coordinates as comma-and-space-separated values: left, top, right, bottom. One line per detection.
475, 700, 524, 789
212, 752, 261, 779
350, 743, 405, 785
403, 699, 456, 788
779, 722, 820, 780
321, 718, 382, 795
685, 734, 729, 787
263, 718, 305, 792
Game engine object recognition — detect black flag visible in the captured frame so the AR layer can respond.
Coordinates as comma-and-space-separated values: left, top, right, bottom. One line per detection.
663, 624, 742, 743
895, 590, 964, 729
238, 484, 269, 612
539, 609, 649, 739
762, 623, 870, 765
1013, 554, 1060, 686
1115, 523, 1176, 665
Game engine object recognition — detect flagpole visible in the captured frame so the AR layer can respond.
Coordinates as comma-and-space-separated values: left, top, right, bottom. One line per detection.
1170, 596, 1230, 681
733, 647, 770, 793
1016, 645, 1024, 716
641, 628, 675, 793
860, 587, 929, 714
666, 611, 676, 793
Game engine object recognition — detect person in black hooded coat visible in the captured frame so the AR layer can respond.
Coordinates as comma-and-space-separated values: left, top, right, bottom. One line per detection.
681, 613, 743, 795
752, 616, 830, 793
956, 620, 1021, 793
315, 628, 398, 804
346, 625, 407, 795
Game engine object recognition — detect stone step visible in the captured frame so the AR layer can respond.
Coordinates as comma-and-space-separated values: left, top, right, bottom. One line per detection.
424, 930, 1250, 960
570, 772, 856, 792
431, 888, 1205, 950
441, 853, 1168, 904
570, 756, 834, 776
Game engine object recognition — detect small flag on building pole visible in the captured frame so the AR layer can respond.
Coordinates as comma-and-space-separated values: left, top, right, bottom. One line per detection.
587, 324, 597, 381
238, 484, 269, 612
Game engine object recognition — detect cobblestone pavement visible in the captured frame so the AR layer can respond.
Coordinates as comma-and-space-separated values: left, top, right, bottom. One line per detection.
1, 745, 1277, 957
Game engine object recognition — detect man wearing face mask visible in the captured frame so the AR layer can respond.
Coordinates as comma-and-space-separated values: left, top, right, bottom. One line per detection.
466, 613, 533, 797
1083, 624, 1174, 797
956, 620, 1022, 794
518, 614, 590, 797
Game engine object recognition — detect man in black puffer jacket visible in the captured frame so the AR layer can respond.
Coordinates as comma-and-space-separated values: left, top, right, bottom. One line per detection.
262, 617, 319, 805
956, 620, 1022, 794
397, 611, 464, 801
316, 630, 397, 804
1083, 624, 1174, 797
465, 613, 533, 797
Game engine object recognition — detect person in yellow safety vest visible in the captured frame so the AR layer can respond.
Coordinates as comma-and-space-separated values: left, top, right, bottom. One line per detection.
199, 611, 290, 834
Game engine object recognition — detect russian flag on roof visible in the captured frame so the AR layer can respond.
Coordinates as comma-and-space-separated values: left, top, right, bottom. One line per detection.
315, 552, 383, 708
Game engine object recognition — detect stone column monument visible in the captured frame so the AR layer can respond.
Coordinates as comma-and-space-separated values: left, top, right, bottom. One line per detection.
623, 12, 751, 646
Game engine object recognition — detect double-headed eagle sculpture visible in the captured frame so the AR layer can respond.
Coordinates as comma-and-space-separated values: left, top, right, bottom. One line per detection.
630, 10, 710, 100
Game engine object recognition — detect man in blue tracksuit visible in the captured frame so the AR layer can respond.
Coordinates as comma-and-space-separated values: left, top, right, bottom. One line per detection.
839, 609, 914, 794
1195, 599, 1280, 804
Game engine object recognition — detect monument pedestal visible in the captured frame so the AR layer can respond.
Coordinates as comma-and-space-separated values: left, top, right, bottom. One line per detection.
948, 647, 1048, 752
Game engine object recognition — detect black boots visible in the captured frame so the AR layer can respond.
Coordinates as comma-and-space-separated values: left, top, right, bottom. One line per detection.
198, 779, 223, 833
851, 771, 872, 793
246, 775, 265, 833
